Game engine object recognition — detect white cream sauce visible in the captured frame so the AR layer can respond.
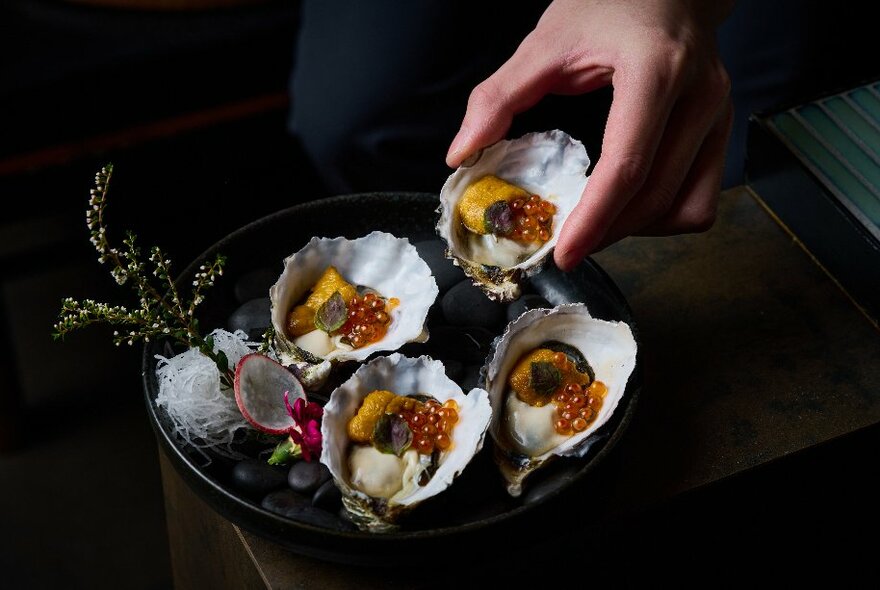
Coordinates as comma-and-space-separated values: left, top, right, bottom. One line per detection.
294, 329, 353, 358
504, 392, 567, 456
348, 446, 420, 499
466, 233, 537, 268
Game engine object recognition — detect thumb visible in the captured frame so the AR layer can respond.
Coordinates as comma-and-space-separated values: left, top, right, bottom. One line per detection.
446, 40, 560, 168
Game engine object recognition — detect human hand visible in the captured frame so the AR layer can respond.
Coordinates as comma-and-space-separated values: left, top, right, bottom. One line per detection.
446, 0, 734, 270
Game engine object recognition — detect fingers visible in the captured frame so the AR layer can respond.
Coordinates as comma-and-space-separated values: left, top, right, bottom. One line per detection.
553, 65, 677, 270
446, 28, 615, 169
596, 86, 729, 248
639, 98, 733, 235
446, 40, 559, 168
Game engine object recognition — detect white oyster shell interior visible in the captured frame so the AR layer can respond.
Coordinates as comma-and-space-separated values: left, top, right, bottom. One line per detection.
321, 354, 491, 516
437, 130, 590, 299
269, 232, 438, 364
484, 304, 637, 482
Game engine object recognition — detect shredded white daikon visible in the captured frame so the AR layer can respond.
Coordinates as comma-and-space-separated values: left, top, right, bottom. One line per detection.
154, 329, 257, 461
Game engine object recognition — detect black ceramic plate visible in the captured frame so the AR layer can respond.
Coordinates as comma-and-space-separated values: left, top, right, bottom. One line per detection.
142, 192, 641, 564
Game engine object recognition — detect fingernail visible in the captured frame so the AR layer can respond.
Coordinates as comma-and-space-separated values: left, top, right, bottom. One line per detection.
446, 142, 463, 167
446, 128, 471, 167
554, 250, 573, 272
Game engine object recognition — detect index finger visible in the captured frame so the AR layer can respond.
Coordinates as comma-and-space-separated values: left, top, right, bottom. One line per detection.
446, 39, 562, 168
554, 65, 677, 270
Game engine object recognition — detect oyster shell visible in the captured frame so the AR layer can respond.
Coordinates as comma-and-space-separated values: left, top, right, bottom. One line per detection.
320, 353, 492, 532
269, 232, 438, 379
483, 304, 636, 496
436, 130, 590, 302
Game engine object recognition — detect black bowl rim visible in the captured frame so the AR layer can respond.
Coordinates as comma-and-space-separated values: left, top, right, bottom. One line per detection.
142, 191, 642, 550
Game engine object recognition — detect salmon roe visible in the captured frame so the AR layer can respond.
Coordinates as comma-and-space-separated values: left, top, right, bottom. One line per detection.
509, 194, 556, 243
394, 398, 459, 455
547, 353, 607, 435
340, 292, 392, 349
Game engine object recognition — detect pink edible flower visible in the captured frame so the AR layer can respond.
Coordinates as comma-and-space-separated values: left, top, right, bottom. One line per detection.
284, 391, 323, 462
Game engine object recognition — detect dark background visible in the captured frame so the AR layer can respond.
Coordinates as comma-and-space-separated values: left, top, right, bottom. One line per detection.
1, 1, 878, 587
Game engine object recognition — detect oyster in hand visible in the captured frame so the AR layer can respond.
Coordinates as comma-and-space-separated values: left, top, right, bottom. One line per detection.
437, 130, 590, 302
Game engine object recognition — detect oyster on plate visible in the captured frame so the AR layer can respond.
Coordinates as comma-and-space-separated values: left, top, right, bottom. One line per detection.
269, 232, 438, 388
320, 353, 492, 532
482, 304, 637, 497
436, 130, 590, 302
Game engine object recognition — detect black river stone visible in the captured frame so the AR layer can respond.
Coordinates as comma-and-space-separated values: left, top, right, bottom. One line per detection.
441, 280, 506, 329
288, 460, 332, 494
261, 489, 310, 514
262, 490, 356, 531
227, 297, 271, 338
506, 293, 552, 323
311, 479, 343, 512
231, 460, 288, 497
426, 325, 495, 363
414, 239, 466, 294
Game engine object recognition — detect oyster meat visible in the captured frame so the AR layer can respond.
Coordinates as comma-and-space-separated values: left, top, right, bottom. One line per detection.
483, 304, 637, 496
321, 354, 492, 532
269, 232, 438, 387
437, 130, 590, 301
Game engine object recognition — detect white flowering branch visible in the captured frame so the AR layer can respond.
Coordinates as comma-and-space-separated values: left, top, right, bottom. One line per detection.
53, 164, 234, 386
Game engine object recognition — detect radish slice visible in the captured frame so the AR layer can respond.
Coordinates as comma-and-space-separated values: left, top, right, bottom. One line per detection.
234, 353, 305, 435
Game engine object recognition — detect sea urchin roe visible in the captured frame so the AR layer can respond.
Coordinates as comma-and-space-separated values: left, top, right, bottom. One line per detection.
348, 390, 397, 443
285, 266, 358, 338
348, 392, 459, 456
304, 266, 357, 310
508, 348, 590, 406
286, 304, 316, 337
508, 346, 604, 437
285, 266, 396, 350
458, 175, 530, 235
457, 175, 556, 245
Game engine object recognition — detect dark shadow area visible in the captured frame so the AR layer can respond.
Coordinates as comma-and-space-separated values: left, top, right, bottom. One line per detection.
1, 1, 878, 587
0, 2, 313, 587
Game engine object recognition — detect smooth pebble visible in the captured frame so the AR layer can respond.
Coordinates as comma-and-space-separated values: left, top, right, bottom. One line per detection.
506, 294, 552, 323
288, 460, 332, 494
441, 280, 506, 329
414, 240, 466, 293
227, 297, 271, 337
231, 460, 288, 497
311, 479, 343, 512
427, 325, 495, 363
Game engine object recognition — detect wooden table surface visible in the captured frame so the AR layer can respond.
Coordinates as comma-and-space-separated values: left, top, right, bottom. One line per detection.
159, 185, 880, 588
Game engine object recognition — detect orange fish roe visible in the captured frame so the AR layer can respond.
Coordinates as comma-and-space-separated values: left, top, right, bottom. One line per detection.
510, 347, 605, 436
545, 350, 606, 435
509, 194, 556, 244
552, 380, 606, 435
391, 397, 459, 455
340, 292, 392, 349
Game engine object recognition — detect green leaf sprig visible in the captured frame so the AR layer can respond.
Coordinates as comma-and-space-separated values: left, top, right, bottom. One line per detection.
52, 164, 234, 387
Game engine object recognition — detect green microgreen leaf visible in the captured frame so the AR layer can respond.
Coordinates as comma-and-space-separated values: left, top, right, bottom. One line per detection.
542, 341, 594, 381
372, 414, 413, 456
484, 200, 514, 236
314, 291, 347, 333
530, 361, 562, 397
